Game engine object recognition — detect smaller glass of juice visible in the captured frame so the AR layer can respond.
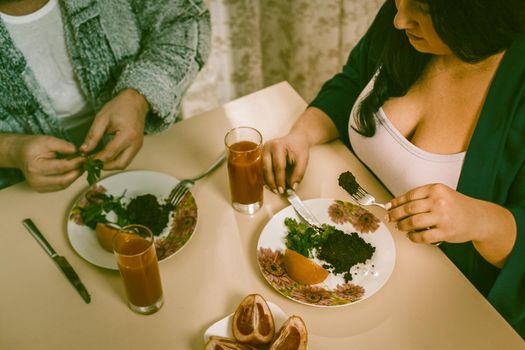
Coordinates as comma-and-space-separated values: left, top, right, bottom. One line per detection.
224, 126, 264, 214
112, 224, 163, 314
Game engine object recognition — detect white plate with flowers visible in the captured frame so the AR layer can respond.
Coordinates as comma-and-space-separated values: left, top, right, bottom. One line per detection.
67, 170, 198, 269
257, 198, 395, 307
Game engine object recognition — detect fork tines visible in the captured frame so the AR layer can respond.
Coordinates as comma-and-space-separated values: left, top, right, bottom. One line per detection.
167, 183, 190, 209
350, 186, 367, 201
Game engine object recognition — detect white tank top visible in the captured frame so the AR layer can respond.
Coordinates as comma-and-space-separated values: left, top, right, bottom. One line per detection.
348, 73, 465, 197
1, 0, 93, 146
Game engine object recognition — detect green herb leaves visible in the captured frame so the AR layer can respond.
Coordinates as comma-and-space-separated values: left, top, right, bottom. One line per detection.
79, 191, 129, 230
56, 151, 104, 186
283, 217, 375, 283
284, 218, 332, 258
84, 157, 104, 185
78, 191, 170, 236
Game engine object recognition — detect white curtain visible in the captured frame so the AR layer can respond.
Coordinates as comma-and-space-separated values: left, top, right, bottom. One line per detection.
181, 0, 384, 118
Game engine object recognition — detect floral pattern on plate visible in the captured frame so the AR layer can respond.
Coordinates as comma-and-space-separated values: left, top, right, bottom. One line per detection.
258, 247, 365, 307
67, 170, 198, 270
257, 198, 395, 308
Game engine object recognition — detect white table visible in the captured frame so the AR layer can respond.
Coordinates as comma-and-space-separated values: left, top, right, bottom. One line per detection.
0, 82, 523, 349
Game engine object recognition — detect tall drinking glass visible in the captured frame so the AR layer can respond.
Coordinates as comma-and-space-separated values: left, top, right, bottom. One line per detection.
112, 224, 164, 314
225, 126, 264, 215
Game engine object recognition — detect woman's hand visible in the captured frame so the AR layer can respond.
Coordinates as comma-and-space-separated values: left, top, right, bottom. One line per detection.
386, 183, 480, 244
386, 183, 516, 267
80, 89, 150, 170
262, 107, 340, 193
263, 132, 310, 194
11, 134, 84, 192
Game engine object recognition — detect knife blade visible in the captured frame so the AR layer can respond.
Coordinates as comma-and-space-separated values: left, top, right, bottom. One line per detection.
22, 218, 91, 304
285, 189, 322, 228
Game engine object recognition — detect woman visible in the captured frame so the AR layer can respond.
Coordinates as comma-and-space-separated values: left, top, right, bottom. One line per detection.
263, 0, 525, 338
0, 0, 210, 192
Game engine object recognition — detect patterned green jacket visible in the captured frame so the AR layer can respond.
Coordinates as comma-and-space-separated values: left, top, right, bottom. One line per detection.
0, 0, 211, 189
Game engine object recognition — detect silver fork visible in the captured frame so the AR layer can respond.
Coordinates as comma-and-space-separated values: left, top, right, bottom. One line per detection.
349, 177, 443, 246
349, 185, 387, 209
166, 151, 226, 209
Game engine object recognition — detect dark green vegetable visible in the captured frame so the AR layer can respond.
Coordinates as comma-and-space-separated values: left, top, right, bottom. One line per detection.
79, 191, 129, 230
338, 171, 359, 196
84, 157, 104, 185
284, 217, 375, 282
127, 194, 170, 236
283, 218, 332, 258
318, 230, 375, 282
56, 151, 104, 185
79, 192, 170, 236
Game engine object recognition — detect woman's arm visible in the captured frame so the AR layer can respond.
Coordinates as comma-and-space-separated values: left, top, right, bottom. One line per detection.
262, 107, 339, 193
386, 183, 517, 267
472, 201, 517, 267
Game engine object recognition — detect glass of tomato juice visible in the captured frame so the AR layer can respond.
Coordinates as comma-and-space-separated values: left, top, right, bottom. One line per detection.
112, 224, 164, 314
224, 126, 264, 215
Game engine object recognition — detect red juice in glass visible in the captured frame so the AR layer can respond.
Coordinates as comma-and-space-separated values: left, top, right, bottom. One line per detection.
113, 225, 163, 314
225, 127, 263, 214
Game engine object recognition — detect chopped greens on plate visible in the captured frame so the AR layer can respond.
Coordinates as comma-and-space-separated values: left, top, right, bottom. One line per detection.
284, 217, 376, 283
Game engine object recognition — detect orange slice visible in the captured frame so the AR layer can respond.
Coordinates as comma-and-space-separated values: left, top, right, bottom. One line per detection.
283, 249, 329, 285
95, 223, 121, 252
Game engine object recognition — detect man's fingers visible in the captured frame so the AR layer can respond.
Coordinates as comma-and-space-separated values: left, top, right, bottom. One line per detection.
102, 146, 134, 170
80, 117, 108, 153
29, 168, 84, 192
30, 156, 84, 177
93, 132, 126, 164
43, 137, 78, 157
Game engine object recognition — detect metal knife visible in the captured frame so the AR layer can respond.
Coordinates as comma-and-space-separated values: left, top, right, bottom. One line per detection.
285, 188, 322, 228
22, 218, 91, 304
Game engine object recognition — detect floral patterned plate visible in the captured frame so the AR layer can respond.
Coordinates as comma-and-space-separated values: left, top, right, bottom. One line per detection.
257, 198, 395, 307
67, 170, 198, 270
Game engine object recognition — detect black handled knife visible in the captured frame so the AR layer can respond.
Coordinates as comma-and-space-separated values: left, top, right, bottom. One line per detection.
22, 218, 91, 304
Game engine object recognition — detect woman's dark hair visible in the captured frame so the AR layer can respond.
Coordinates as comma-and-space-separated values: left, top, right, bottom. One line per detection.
355, 0, 525, 137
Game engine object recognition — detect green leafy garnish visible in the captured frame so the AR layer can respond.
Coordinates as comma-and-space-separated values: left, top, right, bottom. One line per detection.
284, 218, 333, 258
56, 151, 104, 185
284, 217, 376, 283
79, 191, 129, 230
84, 157, 104, 185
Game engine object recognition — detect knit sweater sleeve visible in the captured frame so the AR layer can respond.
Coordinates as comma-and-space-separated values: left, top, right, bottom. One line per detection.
114, 0, 211, 133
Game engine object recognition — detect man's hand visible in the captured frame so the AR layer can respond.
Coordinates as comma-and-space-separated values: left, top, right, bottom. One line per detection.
11, 134, 84, 192
80, 89, 150, 170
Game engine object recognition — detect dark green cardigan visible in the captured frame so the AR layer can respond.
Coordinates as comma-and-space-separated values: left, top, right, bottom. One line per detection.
310, 5, 525, 339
